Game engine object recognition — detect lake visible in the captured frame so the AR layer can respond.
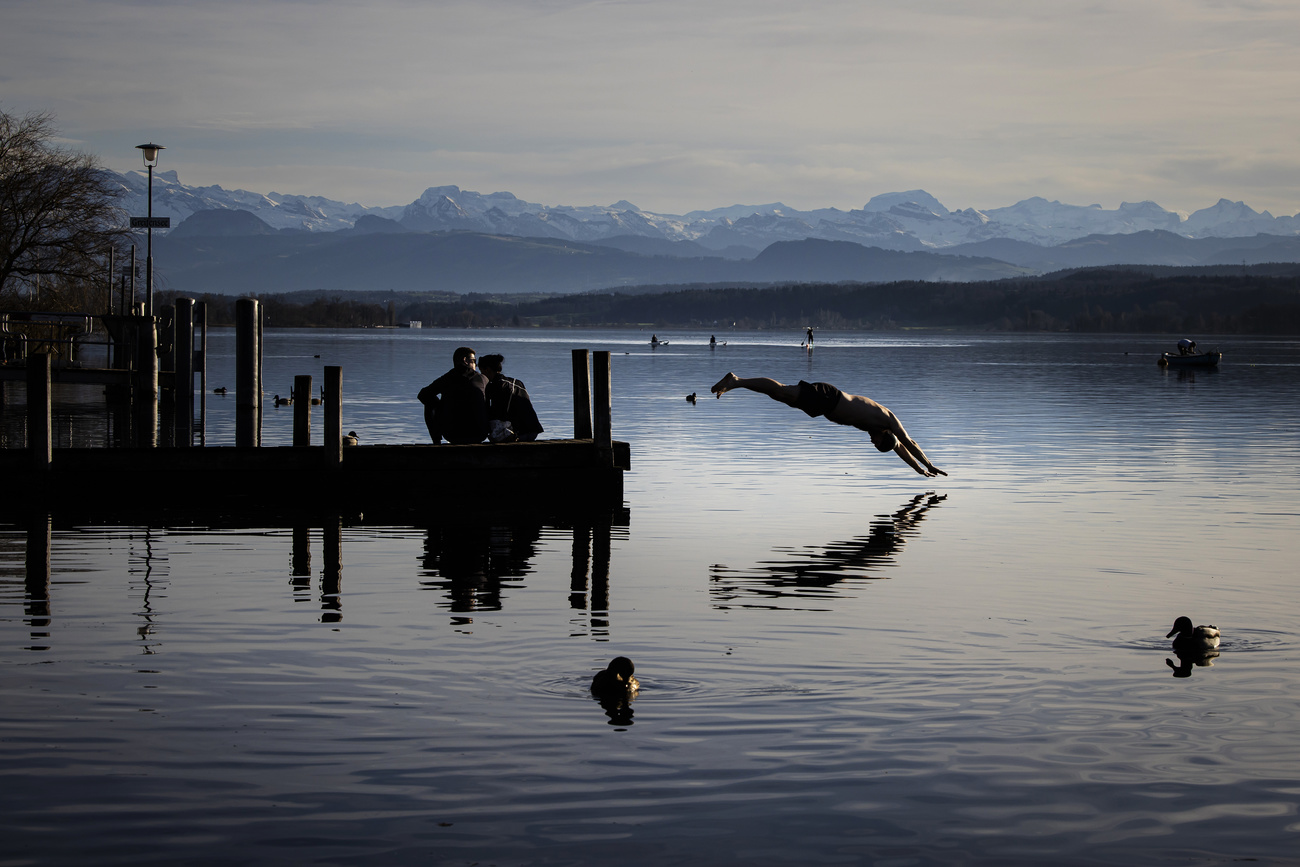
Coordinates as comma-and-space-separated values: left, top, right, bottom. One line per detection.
2, 329, 1299, 866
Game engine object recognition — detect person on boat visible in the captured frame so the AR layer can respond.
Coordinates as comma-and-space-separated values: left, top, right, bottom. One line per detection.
479, 353, 544, 442
709, 334, 717, 347
805, 326, 815, 346
1177, 338, 1197, 356
418, 346, 489, 444
710, 373, 947, 478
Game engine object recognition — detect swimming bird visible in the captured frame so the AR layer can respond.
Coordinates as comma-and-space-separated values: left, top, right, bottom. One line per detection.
1166, 616, 1220, 652
273, 394, 292, 407
342, 431, 359, 446
591, 657, 639, 695
213, 386, 227, 395
687, 392, 697, 404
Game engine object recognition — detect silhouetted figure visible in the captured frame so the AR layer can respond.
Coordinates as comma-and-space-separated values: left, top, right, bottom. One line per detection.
1177, 338, 1197, 356
805, 326, 814, 345
418, 346, 489, 444
479, 353, 543, 442
709, 335, 717, 347
686, 392, 697, 404
711, 373, 947, 477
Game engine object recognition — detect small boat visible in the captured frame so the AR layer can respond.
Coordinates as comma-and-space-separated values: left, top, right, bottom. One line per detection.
1158, 350, 1221, 368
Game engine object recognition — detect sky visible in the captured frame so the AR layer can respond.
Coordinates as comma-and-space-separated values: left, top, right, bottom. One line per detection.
3, 0, 1299, 216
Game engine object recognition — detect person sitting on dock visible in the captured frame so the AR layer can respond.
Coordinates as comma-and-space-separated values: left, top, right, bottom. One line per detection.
710, 373, 947, 478
418, 347, 489, 444
479, 354, 544, 443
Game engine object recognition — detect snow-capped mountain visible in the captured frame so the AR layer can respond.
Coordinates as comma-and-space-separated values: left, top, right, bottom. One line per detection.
112, 171, 1300, 252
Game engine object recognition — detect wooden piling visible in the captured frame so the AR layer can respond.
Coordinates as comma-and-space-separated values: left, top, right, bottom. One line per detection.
175, 298, 194, 447
196, 301, 207, 447
235, 299, 261, 410
593, 350, 612, 449
135, 315, 157, 448
27, 353, 51, 472
293, 374, 312, 447
235, 298, 261, 448
324, 366, 342, 466
572, 349, 592, 439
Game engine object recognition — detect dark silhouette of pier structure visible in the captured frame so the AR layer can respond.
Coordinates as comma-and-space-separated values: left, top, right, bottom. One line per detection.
1, 297, 628, 517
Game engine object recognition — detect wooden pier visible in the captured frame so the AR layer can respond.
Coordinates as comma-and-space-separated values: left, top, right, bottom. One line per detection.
1, 300, 629, 518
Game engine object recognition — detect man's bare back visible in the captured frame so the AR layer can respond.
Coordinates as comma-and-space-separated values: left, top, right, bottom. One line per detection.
710, 373, 947, 478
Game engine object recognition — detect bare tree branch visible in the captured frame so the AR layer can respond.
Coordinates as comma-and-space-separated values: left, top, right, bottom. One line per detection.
0, 110, 128, 311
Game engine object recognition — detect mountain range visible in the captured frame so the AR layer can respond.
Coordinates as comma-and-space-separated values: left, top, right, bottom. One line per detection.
110, 171, 1300, 295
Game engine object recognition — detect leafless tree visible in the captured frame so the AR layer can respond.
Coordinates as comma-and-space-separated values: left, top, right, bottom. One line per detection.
0, 109, 127, 311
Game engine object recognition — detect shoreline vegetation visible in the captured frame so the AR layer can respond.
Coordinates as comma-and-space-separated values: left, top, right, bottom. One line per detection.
159, 267, 1300, 334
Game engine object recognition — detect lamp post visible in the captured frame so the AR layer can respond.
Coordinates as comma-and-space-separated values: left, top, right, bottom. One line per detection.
134, 143, 165, 319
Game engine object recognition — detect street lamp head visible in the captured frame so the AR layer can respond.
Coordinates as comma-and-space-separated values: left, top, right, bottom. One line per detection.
135, 143, 165, 166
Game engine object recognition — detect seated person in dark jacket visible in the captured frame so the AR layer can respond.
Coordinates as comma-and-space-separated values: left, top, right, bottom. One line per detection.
418, 346, 489, 443
479, 354, 544, 442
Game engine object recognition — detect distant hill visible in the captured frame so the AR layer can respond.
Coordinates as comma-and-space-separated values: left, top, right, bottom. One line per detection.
948, 230, 1300, 271
168, 208, 282, 238
154, 231, 1029, 295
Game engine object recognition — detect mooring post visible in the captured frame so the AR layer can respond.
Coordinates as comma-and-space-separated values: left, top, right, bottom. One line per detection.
593, 350, 612, 449
175, 297, 194, 447
572, 348, 592, 439
324, 366, 342, 466
27, 352, 51, 473
135, 314, 158, 448
235, 298, 261, 447
196, 301, 207, 446
293, 374, 312, 447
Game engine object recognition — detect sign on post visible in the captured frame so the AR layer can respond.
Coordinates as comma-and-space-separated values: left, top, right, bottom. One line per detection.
130, 217, 171, 229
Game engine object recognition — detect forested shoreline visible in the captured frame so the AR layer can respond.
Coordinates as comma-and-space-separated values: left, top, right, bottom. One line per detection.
165, 268, 1300, 334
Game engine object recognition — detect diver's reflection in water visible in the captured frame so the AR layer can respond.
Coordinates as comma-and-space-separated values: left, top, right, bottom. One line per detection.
1167, 649, 1220, 678
419, 522, 544, 615
710, 492, 946, 610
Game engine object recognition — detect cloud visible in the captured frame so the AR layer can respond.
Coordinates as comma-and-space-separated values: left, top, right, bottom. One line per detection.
3, 0, 1298, 214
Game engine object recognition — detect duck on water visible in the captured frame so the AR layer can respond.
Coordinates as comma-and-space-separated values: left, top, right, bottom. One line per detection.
1167, 616, 1220, 652
591, 657, 639, 695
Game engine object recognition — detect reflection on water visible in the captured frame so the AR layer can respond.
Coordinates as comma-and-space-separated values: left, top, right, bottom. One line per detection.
710, 492, 945, 609
6, 510, 626, 650
1167, 647, 1220, 677
3, 332, 1300, 866
419, 521, 543, 614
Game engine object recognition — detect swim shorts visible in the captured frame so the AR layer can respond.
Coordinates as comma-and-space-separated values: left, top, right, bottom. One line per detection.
794, 381, 842, 418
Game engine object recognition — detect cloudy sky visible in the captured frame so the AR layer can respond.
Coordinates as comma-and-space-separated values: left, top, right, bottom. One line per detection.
3, 0, 1298, 216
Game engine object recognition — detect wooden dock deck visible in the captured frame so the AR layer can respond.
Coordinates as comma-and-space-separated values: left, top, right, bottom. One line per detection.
1, 439, 630, 518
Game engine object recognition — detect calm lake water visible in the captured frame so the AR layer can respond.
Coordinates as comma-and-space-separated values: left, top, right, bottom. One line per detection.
2, 329, 1299, 866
